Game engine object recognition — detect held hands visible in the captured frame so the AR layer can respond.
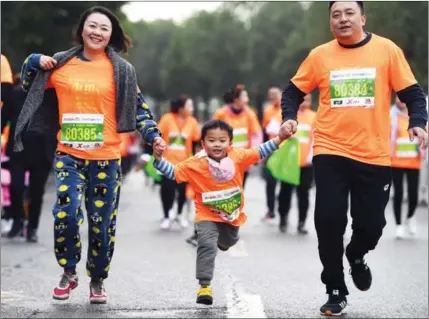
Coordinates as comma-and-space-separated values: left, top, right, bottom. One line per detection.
408, 127, 428, 150
153, 137, 166, 161
39, 55, 57, 70
278, 119, 298, 142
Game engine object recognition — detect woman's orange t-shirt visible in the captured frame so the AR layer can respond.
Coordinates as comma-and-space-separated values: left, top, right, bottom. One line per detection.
291, 34, 417, 166
158, 112, 200, 165
174, 148, 260, 227
47, 54, 120, 160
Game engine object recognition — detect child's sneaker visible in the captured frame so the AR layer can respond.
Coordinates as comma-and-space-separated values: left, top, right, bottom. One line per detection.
89, 280, 107, 304
196, 285, 213, 305
319, 289, 347, 316
53, 272, 78, 300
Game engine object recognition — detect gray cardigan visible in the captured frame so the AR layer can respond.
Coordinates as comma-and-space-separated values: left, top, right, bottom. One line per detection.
14, 45, 140, 152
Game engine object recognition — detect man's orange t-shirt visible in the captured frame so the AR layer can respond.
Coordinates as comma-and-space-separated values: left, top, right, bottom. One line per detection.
213, 106, 261, 149
47, 54, 121, 160
291, 34, 417, 166
174, 148, 260, 226
263, 103, 282, 140
158, 112, 200, 165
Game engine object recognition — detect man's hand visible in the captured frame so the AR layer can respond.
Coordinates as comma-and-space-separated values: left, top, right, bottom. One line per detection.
408, 126, 428, 150
279, 119, 298, 141
153, 137, 166, 160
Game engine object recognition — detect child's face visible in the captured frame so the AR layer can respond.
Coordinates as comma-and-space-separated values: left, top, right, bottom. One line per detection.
201, 128, 232, 161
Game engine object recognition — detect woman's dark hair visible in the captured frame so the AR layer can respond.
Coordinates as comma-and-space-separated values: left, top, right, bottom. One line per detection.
74, 6, 132, 53
201, 119, 233, 141
232, 84, 246, 101
170, 94, 190, 113
223, 89, 234, 104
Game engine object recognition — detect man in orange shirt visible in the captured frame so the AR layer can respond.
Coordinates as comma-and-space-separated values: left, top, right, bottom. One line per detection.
280, 1, 428, 316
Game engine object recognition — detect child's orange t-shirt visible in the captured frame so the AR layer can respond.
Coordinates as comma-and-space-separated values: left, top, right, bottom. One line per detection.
290, 34, 417, 166
47, 54, 120, 160
174, 148, 260, 226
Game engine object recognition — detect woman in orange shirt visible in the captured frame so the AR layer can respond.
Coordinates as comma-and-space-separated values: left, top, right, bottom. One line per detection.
157, 95, 200, 230
16, 6, 165, 304
390, 96, 424, 239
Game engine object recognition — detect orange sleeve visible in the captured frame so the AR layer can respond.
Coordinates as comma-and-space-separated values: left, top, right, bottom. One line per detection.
1, 55, 13, 84
388, 42, 417, 92
175, 159, 191, 183
235, 147, 260, 169
291, 50, 318, 94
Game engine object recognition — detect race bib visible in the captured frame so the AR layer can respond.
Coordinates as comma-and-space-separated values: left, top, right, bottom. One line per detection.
296, 123, 311, 144
202, 187, 242, 222
396, 137, 419, 158
330, 68, 376, 108
168, 132, 187, 151
233, 128, 249, 148
60, 113, 104, 150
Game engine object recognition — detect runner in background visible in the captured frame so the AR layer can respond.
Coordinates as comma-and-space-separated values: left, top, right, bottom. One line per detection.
119, 132, 140, 181
262, 86, 288, 221
278, 93, 316, 234
280, 1, 428, 315
390, 96, 424, 239
1, 56, 14, 235
157, 95, 200, 230
213, 85, 262, 187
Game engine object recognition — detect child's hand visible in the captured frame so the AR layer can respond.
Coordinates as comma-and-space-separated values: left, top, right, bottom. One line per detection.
278, 120, 297, 142
153, 137, 166, 160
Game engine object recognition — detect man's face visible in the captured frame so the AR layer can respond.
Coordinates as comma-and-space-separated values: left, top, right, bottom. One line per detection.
330, 1, 366, 43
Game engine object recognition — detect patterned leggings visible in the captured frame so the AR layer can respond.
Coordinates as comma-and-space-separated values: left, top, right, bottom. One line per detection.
52, 151, 121, 280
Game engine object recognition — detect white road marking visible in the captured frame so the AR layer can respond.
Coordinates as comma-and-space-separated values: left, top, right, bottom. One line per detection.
226, 279, 267, 318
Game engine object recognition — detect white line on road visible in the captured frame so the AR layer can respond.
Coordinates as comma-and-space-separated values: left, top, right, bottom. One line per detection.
225, 277, 267, 318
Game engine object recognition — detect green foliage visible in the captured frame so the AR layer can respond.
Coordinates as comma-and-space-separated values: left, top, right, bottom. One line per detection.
2, 1, 427, 110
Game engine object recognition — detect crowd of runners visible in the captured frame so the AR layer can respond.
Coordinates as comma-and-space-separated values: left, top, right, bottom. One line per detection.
1, 1, 427, 317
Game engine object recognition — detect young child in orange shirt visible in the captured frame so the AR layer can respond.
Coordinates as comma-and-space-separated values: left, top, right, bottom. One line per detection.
153, 119, 288, 305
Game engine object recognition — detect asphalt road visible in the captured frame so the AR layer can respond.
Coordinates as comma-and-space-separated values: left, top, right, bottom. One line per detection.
1, 170, 428, 318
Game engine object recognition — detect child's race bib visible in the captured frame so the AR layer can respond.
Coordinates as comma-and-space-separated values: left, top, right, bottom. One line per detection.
60, 113, 104, 150
202, 187, 242, 222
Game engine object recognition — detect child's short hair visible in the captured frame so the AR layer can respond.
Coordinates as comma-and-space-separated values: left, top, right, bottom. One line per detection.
201, 120, 233, 141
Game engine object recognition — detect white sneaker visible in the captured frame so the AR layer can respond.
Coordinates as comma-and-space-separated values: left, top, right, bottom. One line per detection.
406, 217, 417, 236
160, 218, 172, 230
395, 225, 405, 239
1, 219, 13, 236
175, 215, 189, 228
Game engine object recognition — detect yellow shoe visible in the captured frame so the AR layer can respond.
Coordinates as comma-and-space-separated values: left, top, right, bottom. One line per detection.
196, 285, 213, 305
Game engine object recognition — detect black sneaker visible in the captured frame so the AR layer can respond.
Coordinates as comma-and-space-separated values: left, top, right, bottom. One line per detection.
26, 228, 38, 243
320, 290, 347, 316
7, 220, 23, 239
217, 243, 229, 251
348, 256, 372, 291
